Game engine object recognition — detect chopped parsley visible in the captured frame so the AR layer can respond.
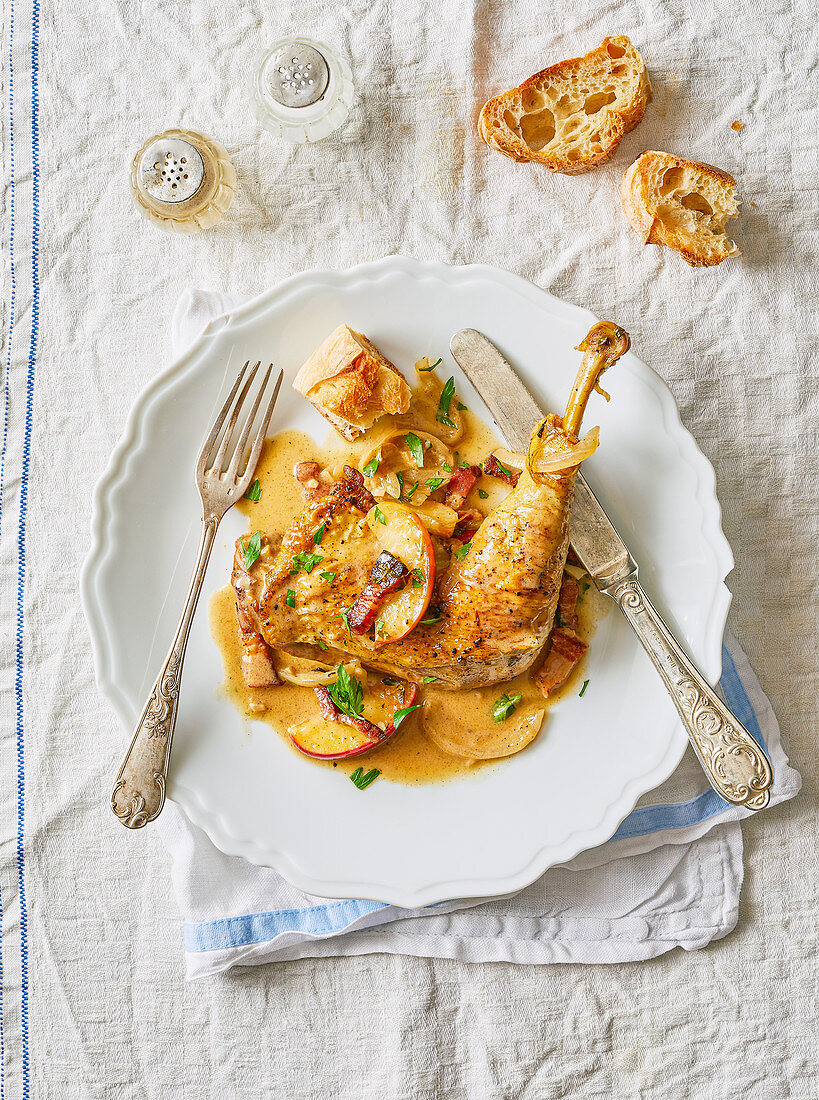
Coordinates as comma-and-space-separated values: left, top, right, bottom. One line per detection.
314, 639, 328, 651
421, 608, 442, 625
362, 450, 381, 478
404, 432, 425, 468
579, 679, 590, 698
425, 476, 445, 493
421, 675, 438, 683
374, 505, 387, 525
491, 693, 522, 722
320, 571, 336, 582
412, 568, 424, 589
478, 488, 489, 499
436, 377, 457, 428
405, 480, 419, 500
391, 704, 421, 730
328, 664, 363, 719
452, 542, 472, 561
290, 551, 324, 575
244, 479, 262, 502
457, 401, 467, 411
285, 589, 296, 608
350, 767, 380, 790
313, 523, 326, 545
334, 607, 352, 638
442, 461, 452, 473
418, 357, 442, 372
396, 470, 405, 499
240, 531, 262, 570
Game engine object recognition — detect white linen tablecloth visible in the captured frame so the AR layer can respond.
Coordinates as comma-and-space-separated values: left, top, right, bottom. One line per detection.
1, 0, 817, 1096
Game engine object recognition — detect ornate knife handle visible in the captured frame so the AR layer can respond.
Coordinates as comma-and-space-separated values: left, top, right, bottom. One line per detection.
608, 576, 773, 810
111, 517, 219, 828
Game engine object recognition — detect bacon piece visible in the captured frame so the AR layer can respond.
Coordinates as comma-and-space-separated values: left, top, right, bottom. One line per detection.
444, 465, 481, 509
314, 685, 386, 742
293, 460, 335, 502
453, 507, 481, 543
334, 465, 376, 514
348, 551, 410, 634
556, 572, 580, 632
534, 628, 587, 697
314, 681, 418, 743
236, 601, 280, 688
483, 453, 520, 487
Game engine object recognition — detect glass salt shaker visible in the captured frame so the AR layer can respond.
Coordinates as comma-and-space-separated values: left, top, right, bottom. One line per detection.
253, 37, 354, 143
130, 128, 236, 234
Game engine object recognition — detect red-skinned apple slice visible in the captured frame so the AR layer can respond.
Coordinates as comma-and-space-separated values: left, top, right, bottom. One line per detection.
366, 502, 435, 645
289, 716, 382, 760
289, 684, 420, 761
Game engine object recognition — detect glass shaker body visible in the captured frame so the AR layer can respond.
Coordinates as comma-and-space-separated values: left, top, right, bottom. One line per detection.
131, 128, 236, 234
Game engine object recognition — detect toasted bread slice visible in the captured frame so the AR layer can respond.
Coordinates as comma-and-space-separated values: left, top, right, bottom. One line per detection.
293, 325, 411, 441
621, 151, 739, 267
478, 36, 651, 174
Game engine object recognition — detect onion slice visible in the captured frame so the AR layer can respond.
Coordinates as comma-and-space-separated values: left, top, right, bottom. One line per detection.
494, 427, 600, 477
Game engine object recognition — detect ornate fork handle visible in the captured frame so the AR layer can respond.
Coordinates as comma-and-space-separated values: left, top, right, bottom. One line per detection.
607, 576, 773, 810
111, 516, 219, 828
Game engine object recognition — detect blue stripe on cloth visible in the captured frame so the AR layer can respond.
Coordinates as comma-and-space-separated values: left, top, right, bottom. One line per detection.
184, 899, 388, 953
12, 0, 40, 1089
611, 643, 768, 841
0, 0, 17, 1088
184, 643, 770, 954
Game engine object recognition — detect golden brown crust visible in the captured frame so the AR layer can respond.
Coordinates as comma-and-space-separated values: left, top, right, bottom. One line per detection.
293, 325, 411, 440
621, 150, 739, 267
478, 36, 651, 174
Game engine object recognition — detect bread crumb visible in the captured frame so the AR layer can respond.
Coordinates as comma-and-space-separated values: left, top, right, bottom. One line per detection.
731, 120, 744, 132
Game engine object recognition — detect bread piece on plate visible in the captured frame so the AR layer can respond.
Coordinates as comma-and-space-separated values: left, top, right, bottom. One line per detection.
621, 151, 739, 267
293, 325, 411, 440
478, 35, 651, 174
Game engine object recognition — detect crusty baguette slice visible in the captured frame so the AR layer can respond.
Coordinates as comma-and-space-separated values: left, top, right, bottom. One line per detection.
293, 325, 411, 441
478, 36, 651, 174
621, 151, 739, 267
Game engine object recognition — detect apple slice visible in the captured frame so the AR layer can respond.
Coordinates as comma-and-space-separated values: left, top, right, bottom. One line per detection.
366, 502, 435, 644
289, 683, 420, 760
289, 716, 381, 760
421, 694, 545, 760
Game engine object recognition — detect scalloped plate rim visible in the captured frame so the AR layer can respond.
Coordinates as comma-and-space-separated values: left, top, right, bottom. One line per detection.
81, 255, 733, 907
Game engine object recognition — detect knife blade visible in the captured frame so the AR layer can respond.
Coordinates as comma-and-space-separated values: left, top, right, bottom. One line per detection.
449, 327, 634, 589
449, 326, 773, 809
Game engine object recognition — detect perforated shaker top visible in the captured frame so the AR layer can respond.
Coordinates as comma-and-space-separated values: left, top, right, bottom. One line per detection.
138, 137, 205, 205
265, 43, 330, 108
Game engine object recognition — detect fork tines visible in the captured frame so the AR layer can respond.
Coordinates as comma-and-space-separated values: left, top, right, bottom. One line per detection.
197, 360, 283, 490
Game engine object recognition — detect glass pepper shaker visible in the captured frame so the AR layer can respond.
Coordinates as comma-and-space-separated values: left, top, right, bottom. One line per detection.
130, 128, 236, 234
253, 37, 354, 143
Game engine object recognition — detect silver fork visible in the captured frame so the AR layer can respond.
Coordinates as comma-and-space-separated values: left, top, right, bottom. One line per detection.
111, 361, 284, 828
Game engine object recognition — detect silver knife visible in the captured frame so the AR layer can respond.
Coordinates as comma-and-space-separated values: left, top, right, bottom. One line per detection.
450, 328, 773, 810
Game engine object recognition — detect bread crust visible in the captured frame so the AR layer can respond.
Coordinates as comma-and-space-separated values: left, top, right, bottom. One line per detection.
621, 150, 739, 267
293, 325, 411, 440
478, 36, 651, 174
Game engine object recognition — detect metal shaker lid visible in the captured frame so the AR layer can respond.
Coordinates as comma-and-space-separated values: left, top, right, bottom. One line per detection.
138, 137, 205, 205
264, 43, 330, 108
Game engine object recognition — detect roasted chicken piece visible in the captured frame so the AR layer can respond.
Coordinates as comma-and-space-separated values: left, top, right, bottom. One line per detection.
233, 323, 629, 689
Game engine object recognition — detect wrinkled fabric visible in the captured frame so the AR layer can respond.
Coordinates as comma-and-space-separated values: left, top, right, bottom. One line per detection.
1, 0, 817, 1096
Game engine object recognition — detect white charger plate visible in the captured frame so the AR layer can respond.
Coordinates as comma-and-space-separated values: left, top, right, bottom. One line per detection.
82, 256, 733, 908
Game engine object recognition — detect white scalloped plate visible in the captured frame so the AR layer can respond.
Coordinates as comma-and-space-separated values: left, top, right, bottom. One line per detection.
82, 257, 733, 907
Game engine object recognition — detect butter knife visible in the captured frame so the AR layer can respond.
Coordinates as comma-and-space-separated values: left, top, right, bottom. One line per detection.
450, 328, 773, 810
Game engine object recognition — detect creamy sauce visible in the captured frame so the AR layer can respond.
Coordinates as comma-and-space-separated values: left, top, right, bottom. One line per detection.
210, 382, 606, 785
